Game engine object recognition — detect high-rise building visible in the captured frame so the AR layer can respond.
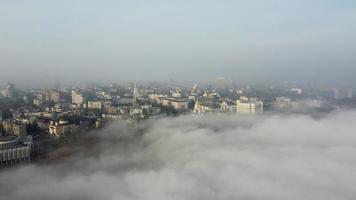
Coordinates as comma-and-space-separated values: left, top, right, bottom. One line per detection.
1, 83, 16, 98
50, 90, 62, 103
133, 82, 139, 104
72, 90, 85, 104
216, 77, 226, 90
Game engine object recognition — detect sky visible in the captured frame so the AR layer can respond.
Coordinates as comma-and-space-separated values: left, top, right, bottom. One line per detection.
1, 111, 356, 200
1, 0, 356, 87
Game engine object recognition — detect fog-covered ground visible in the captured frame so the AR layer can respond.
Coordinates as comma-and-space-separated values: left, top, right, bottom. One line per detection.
1, 110, 356, 200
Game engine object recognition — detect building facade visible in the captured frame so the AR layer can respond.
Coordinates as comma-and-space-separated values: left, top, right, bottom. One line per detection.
0, 136, 33, 166
236, 97, 263, 115
72, 90, 85, 105
87, 101, 103, 110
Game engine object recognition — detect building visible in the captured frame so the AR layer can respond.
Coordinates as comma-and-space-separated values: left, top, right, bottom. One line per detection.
149, 94, 168, 104
220, 101, 236, 112
333, 88, 353, 100
50, 90, 62, 103
106, 106, 118, 114
290, 88, 303, 95
1, 120, 27, 138
44, 91, 51, 103
72, 90, 85, 105
171, 88, 182, 98
193, 100, 215, 113
118, 97, 135, 105
49, 121, 77, 136
168, 98, 189, 110
33, 93, 46, 106
141, 105, 161, 115
216, 77, 226, 90
274, 97, 292, 109
12, 122, 27, 138
129, 108, 143, 116
0, 135, 33, 166
1, 83, 16, 98
133, 82, 139, 104
87, 101, 103, 110
236, 97, 263, 115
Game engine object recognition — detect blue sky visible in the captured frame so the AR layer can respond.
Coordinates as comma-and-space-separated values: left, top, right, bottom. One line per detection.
1, 0, 356, 86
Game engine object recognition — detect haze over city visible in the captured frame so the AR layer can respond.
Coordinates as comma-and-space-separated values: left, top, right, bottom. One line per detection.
1, 1, 356, 200
1, 0, 356, 87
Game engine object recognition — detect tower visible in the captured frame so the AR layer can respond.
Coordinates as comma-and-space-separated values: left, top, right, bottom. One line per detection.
133, 82, 139, 105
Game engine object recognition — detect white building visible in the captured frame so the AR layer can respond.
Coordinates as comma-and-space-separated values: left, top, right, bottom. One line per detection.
1, 83, 16, 98
290, 88, 303, 95
236, 97, 263, 115
72, 90, 85, 105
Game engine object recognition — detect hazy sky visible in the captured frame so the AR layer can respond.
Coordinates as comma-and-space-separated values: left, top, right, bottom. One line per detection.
1, 0, 356, 86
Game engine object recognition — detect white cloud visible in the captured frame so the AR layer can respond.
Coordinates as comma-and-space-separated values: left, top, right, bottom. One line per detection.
1, 111, 356, 200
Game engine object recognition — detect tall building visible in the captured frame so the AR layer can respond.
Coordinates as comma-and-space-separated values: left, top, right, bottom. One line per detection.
1, 83, 16, 98
72, 90, 85, 105
216, 77, 226, 90
133, 82, 139, 104
50, 90, 62, 103
236, 97, 263, 115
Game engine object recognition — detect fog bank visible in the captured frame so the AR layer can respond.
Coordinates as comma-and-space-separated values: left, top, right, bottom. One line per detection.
1, 111, 356, 200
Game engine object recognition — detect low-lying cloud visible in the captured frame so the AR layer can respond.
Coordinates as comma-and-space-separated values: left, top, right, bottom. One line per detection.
1, 111, 356, 200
